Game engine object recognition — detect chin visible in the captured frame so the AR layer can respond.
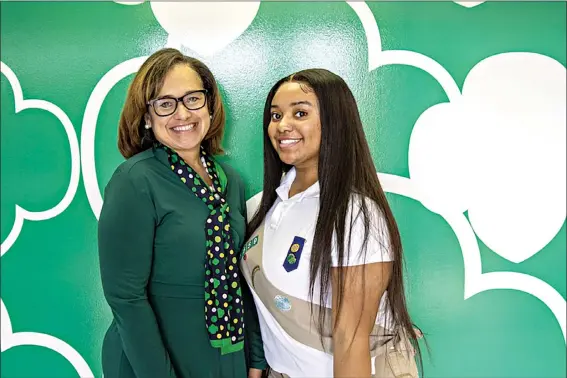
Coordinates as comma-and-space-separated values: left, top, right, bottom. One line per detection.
174, 136, 204, 150
280, 157, 300, 167
275, 151, 293, 165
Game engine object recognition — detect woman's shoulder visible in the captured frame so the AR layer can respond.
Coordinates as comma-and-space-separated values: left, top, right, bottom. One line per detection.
345, 193, 388, 238
214, 159, 244, 187
105, 149, 157, 191
114, 149, 156, 175
348, 192, 380, 214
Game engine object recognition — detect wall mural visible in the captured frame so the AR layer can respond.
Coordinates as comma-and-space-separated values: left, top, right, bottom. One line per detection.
1, 1, 565, 377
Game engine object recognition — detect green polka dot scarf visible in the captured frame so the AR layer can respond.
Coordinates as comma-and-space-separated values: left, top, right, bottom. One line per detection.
158, 143, 245, 355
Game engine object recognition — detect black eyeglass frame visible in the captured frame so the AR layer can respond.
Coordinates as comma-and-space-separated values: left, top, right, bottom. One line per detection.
147, 89, 209, 117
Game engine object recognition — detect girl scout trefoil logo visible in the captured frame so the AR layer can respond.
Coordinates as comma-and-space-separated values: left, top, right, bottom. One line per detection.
283, 236, 306, 272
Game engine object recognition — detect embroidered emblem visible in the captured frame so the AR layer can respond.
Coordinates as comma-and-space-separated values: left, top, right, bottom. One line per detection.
283, 236, 305, 272
274, 295, 292, 312
251, 266, 260, 289
242, 235, 259, 256
286, 254, 296, 264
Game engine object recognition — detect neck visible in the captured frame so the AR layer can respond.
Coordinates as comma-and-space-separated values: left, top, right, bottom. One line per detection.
178, 148, 201, 168
289, 163, 318, 197
178, 146, 213, 187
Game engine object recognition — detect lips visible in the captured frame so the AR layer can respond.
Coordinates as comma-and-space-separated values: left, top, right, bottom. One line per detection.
278, 138, 302, 148
171, 123, 197, 132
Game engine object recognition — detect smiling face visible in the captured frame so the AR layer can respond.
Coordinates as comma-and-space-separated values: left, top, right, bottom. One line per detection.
268, 82, 322, 170
146, 63, 210, 157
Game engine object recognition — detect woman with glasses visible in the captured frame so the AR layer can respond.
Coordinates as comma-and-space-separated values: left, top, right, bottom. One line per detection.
98, 48, 266, 378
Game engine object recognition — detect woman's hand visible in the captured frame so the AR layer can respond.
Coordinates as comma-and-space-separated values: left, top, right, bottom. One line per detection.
248, 368, 264, 378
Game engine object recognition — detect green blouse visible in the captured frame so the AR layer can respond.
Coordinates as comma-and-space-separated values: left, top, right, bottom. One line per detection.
98, 147, 266, 378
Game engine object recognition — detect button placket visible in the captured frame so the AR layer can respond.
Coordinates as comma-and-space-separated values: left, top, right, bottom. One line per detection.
270, 200, 293, 230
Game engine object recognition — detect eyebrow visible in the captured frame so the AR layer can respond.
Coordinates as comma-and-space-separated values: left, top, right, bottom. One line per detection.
157, 89, 203, 99
270, 100, 313, 109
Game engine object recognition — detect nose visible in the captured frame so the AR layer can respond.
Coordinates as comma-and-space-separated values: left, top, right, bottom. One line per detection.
173, 101, 192, 120
277, 115, 293, 133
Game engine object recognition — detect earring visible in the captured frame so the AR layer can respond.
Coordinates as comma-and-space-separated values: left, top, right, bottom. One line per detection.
145, 124, 151, 129
209, 115, 213, 120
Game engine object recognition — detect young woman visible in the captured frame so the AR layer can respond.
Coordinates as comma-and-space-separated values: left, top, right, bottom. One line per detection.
241, 69, 422, 377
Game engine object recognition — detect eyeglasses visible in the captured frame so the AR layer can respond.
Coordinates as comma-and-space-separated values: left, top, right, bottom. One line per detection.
147, 89, 208, 117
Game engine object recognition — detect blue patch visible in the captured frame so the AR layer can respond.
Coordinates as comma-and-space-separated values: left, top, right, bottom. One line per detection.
282, 236, 305, 272
274, 295, 291, 312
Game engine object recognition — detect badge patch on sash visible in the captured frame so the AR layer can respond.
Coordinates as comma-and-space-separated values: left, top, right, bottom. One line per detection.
242, 235, 259, 260
274, 295, 292, 312
283, 236, 305, 272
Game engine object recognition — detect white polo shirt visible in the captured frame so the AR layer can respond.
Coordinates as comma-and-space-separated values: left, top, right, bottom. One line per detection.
249, 168, 394, 377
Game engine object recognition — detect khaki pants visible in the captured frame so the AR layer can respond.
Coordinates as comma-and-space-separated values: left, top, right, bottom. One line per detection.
373, 344, 418, 378
267, 347, 418, 378
267, 369, 289, 378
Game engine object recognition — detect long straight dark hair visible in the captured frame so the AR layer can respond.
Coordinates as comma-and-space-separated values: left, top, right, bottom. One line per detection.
247, 68, 422, 370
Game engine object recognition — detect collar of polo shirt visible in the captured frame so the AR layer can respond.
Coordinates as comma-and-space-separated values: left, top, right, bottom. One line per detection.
276, 167, 320, 202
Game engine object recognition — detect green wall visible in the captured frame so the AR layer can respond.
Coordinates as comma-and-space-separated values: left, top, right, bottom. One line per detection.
1, 1, 565, 377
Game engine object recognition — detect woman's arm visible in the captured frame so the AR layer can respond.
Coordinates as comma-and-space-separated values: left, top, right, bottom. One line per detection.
332, 262, 392, 378
98, 170, 177, 378
242, 280, 268, 377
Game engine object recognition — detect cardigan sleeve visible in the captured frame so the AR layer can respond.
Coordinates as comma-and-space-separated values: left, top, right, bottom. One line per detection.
98, 169, 177, 378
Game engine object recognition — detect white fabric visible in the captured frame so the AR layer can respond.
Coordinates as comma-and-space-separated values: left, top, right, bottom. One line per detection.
331, 193, 394, 267
248, 168, 395, 377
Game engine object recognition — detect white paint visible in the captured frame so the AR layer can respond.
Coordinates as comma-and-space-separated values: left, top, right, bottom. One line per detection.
372, 50, 461, 102
150, 2, 261, 57
453, 1, 486, 8
81, 57, 148, 220
408, 100, 473, 214
1, 299, 94, 376
347, 2, 382, 70
347, 2, 461, 102
114, 1, 262, 55
409, 52, 566, 263
378, 174, 565, 343
0, 62, 80, 256
465, 53, 566, 263
113, 0, 144, 5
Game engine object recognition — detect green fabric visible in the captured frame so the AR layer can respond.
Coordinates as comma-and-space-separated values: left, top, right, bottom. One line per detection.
215, 160, 228, 193
98, 147, 266, 378
157, 143, 245, 355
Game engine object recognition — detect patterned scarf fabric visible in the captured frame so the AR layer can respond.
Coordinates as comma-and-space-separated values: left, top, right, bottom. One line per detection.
157, 143, 245, 355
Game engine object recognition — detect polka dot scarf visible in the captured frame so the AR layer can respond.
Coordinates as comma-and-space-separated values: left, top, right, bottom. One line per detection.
158, 143, 245, 355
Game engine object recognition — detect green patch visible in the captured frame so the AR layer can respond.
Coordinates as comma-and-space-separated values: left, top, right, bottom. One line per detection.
286, 254, 297, 264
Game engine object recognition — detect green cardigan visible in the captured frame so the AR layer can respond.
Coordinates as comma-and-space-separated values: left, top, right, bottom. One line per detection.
98, 147, 266, 378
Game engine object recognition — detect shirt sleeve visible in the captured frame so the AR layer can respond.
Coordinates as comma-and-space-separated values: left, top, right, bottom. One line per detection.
98, 169, 177, 378
331, 195, 394, 267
